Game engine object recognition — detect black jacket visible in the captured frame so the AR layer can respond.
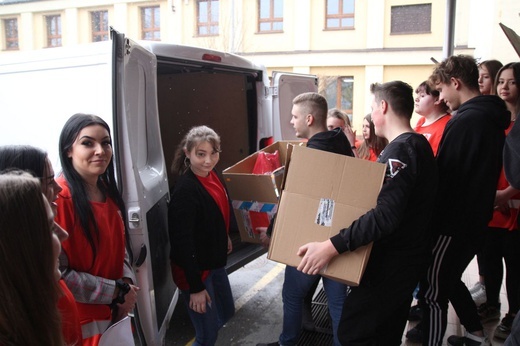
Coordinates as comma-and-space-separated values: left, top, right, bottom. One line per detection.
330, 132, 438, 264
168, 169, 229, 293
433, 95, 510, 236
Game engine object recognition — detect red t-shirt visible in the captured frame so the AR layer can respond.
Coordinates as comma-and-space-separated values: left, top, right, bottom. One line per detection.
56, 177, 126, 322
414, 114, 451, 156
489, 121, 520, 230
196, 171, 230, 233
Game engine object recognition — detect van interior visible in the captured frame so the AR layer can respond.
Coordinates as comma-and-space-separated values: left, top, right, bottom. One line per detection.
155, 56, 266, 268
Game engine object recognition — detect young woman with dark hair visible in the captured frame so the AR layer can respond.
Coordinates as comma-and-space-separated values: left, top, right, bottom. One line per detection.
0, 145, 81, 345
55, 113, 139, 345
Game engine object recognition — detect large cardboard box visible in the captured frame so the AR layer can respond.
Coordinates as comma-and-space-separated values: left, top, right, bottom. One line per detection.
268, 145, 386, 285
223, 141, 303, 244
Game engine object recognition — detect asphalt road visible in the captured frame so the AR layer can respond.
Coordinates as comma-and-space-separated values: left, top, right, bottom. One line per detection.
165, 254, 288, 346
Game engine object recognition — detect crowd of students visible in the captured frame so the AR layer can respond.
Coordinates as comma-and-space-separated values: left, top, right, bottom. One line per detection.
0, 54, 518, 346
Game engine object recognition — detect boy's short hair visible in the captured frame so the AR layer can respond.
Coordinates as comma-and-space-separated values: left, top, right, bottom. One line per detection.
370, 81, 414, 120
428, 55, 479, 92
293, 92, 328, 125
416, 81, 450, 113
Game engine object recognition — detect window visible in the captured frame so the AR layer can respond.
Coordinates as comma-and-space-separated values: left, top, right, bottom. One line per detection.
322, 76, 354, 115
4, 18, 18, 50
197, 0, 219, 36
141, 6, 161, 40
258, 0, 283, 33
326, 0, 354, 30
91, 11, 109, 42
46, 15, 61, 47
391, 4, 431, 34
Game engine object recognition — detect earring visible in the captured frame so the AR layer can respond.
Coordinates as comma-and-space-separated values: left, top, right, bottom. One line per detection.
184, 156, 190, 167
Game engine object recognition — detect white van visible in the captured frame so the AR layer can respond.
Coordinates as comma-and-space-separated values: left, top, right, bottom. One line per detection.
0, 29, 316, 345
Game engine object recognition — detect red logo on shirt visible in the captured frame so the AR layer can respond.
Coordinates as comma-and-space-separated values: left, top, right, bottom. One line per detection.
388, 159, 407, 178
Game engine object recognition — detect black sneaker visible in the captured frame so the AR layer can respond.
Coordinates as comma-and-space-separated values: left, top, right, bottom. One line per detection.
477, 303, 501, 324
405, 323, 422, 343
447, 332, 491, 346
408, 304, 423, 321
494, 313, 515, 340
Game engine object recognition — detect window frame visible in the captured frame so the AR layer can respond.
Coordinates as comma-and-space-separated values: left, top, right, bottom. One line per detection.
196, 0, 219, 37
3, 18, 19, 50
325, 0, 355, 31
257, 0, 283, 34
141, 6, 161, 41
91, 10, 109, 42
321, 75, 354, 116
45, 14, 61, 48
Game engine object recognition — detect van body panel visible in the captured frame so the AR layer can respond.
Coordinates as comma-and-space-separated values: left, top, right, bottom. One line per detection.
113, 32, 177, 345
0, 29, 316, 345
271, 72, 319, 141
0, 41, 113, 170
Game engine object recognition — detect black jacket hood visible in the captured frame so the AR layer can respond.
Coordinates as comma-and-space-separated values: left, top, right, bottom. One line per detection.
458, 95, 511, 131
306, 127, 354, 156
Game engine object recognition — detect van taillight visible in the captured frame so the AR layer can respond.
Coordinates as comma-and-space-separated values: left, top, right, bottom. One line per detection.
202, 53, 222, 63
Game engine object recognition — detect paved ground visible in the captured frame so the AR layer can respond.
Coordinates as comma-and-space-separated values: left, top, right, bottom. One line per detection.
165, 254, 508, 346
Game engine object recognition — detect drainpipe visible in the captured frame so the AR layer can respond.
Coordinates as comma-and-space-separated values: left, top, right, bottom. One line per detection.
443, 0, 456, 59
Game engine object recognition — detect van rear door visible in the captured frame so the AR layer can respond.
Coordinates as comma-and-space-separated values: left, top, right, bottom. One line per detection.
112, 30, 177, 345
271, 72, 318, 141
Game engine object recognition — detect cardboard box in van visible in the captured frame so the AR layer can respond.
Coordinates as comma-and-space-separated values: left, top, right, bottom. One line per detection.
223, 141, 303, 244
268, 145, 386, 286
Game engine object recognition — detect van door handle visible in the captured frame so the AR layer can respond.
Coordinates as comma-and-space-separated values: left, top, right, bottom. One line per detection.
128, 208, 141, 228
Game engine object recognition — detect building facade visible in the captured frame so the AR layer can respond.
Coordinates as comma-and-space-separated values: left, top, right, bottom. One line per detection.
1, 0, 518, 128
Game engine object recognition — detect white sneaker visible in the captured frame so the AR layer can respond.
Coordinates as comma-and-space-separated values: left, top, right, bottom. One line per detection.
447, 331, 491, 346
471, 284, 487, 306
469, 282, 484, 295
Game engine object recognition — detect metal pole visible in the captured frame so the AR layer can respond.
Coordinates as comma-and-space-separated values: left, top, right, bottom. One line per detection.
443, 0, 456, 59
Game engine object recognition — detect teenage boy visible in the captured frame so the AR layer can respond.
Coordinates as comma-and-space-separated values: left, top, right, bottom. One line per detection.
257, 92, 353, 346
414, 80, 451, 156
417, 55, 510, 346
296, 81, 438, 345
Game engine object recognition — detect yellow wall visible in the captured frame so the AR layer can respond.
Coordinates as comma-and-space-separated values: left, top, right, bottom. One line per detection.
383, 64, 438, 125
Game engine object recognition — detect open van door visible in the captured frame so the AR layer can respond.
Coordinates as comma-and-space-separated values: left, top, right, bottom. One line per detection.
271, 72, 318, 141
111, 29, 177, 345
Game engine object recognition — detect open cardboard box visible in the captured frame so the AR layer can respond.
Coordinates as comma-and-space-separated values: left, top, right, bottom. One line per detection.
268, 145, 386, 285
223, 141, 304, 244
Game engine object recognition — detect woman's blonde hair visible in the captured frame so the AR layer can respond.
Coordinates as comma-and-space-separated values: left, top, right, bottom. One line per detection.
327, 108, 351, 127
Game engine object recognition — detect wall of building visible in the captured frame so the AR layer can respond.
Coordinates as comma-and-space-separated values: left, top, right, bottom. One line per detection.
1, 0, 519, 133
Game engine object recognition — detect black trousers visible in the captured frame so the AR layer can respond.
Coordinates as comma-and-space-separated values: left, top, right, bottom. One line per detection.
419, 232, 484, 346
482, 227, 520, 312
337, 258, 427, 346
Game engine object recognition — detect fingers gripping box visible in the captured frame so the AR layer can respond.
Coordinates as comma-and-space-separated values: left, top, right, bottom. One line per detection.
268, 145, 386, 285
